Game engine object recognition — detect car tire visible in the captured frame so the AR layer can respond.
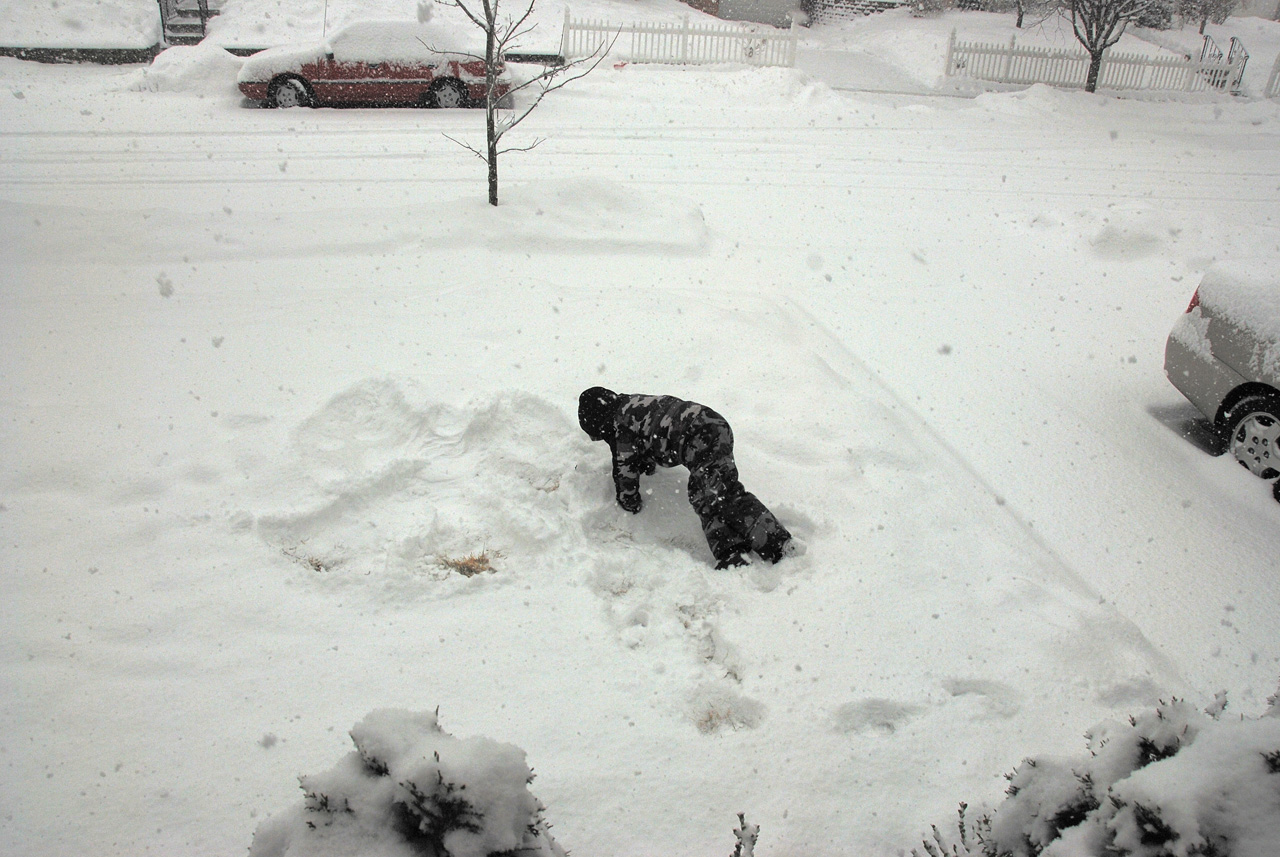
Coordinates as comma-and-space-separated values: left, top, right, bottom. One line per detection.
428, 78, 467, 109
1274, 477, 1280, 504
1219, 393, 1280, 480
268, 75, 312, 109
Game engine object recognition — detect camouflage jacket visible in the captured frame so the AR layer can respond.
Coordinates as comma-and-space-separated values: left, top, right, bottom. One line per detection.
608, 395, 733, 511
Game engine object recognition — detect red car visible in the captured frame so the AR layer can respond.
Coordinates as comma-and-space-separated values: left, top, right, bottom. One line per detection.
237, 20, 512, 108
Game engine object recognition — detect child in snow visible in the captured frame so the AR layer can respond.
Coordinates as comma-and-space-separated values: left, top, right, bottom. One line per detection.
578, 387, 796, 569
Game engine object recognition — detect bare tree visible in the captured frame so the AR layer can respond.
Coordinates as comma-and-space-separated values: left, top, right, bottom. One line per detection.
1068, 0, 1158, 91
433, 0, 613, 206
1013, 0, 1057, 29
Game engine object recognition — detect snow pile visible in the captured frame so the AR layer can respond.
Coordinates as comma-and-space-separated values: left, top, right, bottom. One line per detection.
253, 386, 592, 578
800, 9, 1280, 97
928, 691, 1280, 857
121, 44, 244, 94
250, 709, 564, 857
0, 0, 160, 49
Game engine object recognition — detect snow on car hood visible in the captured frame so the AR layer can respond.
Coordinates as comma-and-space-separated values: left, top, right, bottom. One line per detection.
237, 19, 487, 83
237, 43, 327, 82
1198, 260, 1280, 381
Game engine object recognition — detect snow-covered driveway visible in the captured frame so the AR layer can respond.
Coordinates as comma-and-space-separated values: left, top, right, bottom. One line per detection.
2, 50, 1278, 857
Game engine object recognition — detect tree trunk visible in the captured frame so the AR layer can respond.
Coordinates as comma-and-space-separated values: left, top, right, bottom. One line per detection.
1016, 1, 1025, 28
1085, 49, 1103, 92
485, 3, 499, 206
487, 119, 498, 207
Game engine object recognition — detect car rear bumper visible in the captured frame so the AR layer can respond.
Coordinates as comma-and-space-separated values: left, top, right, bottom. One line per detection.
1165, 311, 1247, 424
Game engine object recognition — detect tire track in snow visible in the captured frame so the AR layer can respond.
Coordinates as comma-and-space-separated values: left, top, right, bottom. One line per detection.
4, 119, 1277, 214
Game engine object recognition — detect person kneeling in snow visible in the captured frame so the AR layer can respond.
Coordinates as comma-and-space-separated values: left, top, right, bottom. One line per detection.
578, 387, 797, 569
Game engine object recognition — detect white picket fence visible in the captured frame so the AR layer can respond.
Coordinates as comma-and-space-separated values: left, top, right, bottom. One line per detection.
944, 30, 1247, 94
1267, 52, 1280, 98
560, 10, 799, 68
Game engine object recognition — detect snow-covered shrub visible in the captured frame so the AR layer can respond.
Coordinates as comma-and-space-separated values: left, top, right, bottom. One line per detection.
913, 687, 1280, 857
250, 709, 564, 857
732, 812, 760, 857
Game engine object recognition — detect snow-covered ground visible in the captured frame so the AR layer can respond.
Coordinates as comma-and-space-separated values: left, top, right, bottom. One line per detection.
1, 3, 1279, 857
0, 0, 162, 49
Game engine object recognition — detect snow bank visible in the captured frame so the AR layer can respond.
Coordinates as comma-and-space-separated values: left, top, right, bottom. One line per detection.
802, 9, 1280, 97
120, 44, 244, 94
250, 709, 564, 857
0, 0, 160, 49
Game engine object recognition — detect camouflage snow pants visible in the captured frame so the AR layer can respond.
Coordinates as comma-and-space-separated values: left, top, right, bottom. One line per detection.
684, 417, 791, 564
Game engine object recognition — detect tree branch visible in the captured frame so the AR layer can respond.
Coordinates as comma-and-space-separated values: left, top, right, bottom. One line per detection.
492, 42, 614, 144
442, 133, 489, 162
495, 137, 546, 156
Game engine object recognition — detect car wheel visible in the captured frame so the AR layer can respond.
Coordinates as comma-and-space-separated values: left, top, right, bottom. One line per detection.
429, 78, 467, 109
1219, 393, 1280, 480
268, 76, 311, 109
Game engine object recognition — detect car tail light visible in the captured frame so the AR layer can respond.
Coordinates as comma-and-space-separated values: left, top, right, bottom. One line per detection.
1185, 289, 1200, 312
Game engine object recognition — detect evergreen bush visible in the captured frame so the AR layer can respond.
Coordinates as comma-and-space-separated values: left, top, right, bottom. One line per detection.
250, 709, 564, 857
913, 685, 1280, 857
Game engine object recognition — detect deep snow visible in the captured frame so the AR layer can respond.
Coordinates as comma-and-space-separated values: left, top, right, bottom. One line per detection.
0, 0, 161, 49
1, 3, 1279, 857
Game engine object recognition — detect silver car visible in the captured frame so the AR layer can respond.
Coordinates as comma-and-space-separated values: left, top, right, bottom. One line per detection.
1164, 263, 1280, 502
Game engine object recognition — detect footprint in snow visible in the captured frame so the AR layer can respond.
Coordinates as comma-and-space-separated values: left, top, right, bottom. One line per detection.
832, 698, 922, 735
942, 678, 1021, 719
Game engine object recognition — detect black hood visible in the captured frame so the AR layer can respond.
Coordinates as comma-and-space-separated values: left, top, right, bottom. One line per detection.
578, 387, 619, 441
